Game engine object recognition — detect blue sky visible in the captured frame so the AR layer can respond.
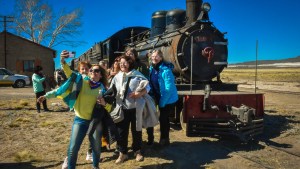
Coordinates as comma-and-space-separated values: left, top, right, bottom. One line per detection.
1, 0, 299, 68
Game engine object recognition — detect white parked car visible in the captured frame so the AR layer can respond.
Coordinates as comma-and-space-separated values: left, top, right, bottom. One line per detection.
0, 68, 31, 88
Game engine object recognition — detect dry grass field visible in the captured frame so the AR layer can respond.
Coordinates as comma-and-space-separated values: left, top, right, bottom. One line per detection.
221, 67, 300, 82
0, 67, 299, 169
220, 68, 300, 93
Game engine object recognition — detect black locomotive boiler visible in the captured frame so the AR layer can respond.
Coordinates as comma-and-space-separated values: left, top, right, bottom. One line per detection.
134, 2, 228, 83
73, 0, 264, 142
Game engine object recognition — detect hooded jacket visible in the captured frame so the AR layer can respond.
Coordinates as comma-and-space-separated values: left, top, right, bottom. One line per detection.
149, 62, 178, 108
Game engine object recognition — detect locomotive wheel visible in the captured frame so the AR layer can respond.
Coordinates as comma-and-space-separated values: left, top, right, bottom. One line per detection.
180, 110, 186, 131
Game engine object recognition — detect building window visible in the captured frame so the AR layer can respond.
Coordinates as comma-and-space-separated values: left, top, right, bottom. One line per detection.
23, 60, 35, 72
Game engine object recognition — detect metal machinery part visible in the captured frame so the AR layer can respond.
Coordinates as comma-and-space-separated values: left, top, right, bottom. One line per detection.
183, 93, 264, 142
227, 104, 256, 124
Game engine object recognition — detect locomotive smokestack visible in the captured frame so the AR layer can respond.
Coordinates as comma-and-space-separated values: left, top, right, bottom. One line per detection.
186, 0, 202, 25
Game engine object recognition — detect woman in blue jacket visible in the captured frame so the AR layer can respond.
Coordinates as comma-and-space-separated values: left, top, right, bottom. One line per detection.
149, 49, 178, 146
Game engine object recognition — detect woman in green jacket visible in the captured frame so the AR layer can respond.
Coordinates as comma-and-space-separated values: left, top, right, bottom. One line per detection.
32, 66, 49, 113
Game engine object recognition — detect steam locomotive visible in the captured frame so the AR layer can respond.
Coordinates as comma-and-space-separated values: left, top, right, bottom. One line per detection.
72, 0, 264, 142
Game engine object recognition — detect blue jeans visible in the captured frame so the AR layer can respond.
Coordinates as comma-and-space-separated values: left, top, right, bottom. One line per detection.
68, 116, 102, 169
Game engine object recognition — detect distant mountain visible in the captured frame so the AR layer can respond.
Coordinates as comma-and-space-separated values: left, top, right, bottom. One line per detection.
229, 56, 300, 67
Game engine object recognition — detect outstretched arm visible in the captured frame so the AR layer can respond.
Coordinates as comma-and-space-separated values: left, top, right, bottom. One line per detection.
60, 50, 72, 78
37, 89, 57, 103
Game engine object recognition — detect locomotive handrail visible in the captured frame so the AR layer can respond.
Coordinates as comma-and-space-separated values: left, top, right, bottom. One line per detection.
124, 29, 151, 45
131, 25, 190, 46
190, 36, 193, 95
135, 40, 172, 52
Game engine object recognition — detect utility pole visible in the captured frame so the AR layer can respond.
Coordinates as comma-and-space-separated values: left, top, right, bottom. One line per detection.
0, 16, 14, 68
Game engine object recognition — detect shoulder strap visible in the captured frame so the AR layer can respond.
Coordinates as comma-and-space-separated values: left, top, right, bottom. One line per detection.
122, 77, 132, 103
128, 74, 147, 80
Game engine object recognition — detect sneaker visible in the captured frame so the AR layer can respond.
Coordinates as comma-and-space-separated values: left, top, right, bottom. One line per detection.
61, 156, 68, 169
44, 108, 50, 112
37, 110, 41, 113
134, 150, 144, 162
113, 149, 119, 156
115, 152, 128, 164
86, 152, 93, 162
92, 167, 99, 169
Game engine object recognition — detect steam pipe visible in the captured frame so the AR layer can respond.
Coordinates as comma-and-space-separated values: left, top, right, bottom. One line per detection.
186, 0, 202, 25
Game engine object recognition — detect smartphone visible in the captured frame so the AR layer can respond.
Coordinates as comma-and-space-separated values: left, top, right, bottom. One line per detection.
68, 51, 76, 58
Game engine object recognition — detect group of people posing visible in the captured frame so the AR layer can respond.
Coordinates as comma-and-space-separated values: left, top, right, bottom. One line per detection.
36, 48, 178, 169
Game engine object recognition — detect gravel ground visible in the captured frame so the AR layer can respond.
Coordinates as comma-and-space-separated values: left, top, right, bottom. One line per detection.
0, 84, 299, 169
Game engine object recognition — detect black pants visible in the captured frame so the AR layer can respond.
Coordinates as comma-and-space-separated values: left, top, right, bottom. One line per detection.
35, 91, 48, 111
116, 108, 142, 154
146, 127, 154, 142
87, 105, 120, 153
159, 103, 175, 140
87, 104, 105, 137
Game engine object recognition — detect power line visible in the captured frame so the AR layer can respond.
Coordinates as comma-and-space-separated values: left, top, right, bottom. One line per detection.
0, 16, 14, 31
0, 16, 14, 68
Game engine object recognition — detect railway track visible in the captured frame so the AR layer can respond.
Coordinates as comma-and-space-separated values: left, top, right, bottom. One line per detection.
259, 140, 300, 158
219, 144, 273, 169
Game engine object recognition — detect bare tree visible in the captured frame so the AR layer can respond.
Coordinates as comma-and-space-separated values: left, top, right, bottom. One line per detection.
13, 0, 84, 48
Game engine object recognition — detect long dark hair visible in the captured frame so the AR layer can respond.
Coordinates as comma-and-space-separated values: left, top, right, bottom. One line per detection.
91, 64, 108, 87
120, 55, 135, 71
125, 47, 138, 59
34, 65, 46, 88
34, 66, 43, 74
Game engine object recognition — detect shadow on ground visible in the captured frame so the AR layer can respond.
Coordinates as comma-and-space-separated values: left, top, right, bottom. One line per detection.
138, 111, 297, 169
141, 138, 264, 169
259, 113, 298, 141
0, 161, 62, 169
0, 107, 298, 169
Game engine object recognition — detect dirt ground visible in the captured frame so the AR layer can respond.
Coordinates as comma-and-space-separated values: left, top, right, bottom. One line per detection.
0, 78, 299, 169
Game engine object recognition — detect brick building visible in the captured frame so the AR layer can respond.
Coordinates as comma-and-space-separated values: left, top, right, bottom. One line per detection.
0, 31, 56, 79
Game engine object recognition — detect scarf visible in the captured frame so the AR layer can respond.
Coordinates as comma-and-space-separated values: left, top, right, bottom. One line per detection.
152, 61, 162, 71
89, 80, 101, 89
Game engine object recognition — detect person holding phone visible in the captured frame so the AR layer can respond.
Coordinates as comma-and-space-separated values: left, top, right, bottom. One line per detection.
38, 55, 107, 169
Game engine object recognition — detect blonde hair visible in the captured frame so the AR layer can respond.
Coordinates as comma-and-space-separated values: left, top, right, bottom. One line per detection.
77, 61, 92, 71
99, 60, 107, 65
151, 49, 163, 58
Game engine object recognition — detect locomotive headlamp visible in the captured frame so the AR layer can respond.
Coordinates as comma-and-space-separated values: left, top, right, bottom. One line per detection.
202, 2, 211, 12
197, 2, 211, 21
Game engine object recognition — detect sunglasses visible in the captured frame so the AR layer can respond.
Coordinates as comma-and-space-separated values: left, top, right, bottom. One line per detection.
89, 69, 100, 73
119, 62, 128, 65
